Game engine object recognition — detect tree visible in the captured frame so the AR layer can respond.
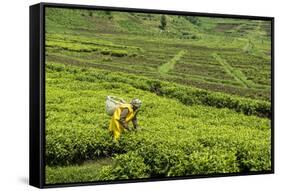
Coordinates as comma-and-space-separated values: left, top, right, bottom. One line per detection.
185, 16, 200, 26
105, 11, 113, 20
159, 15, 167, 30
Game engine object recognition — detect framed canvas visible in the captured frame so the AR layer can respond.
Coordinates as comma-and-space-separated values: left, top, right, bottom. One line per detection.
29, 2, 274, 188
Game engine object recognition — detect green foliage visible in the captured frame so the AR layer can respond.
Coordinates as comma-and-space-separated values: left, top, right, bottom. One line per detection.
46, 123, 124, 165
104, 11, 113, 20
46, 63, 271, 177
110, 50, 128, 57
46, 158, 112, 184
159, 15, 167, 30
158, 50, 185, 74
236, 138, 271, 171
99, 152, 149, 180
47, 62, 271, 118
44, 7, 272, 184
46, 38, 131, 57
46, 40, 99, 52
45, 8, 271, 100
186, 147, 239, 174
185, 16, 201, 26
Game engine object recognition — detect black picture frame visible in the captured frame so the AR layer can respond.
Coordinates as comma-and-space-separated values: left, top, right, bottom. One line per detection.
30, 2, 274, 188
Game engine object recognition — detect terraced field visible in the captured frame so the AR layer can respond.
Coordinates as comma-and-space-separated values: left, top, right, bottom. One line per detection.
45, 7, 272, 184
46, 32, 271, 99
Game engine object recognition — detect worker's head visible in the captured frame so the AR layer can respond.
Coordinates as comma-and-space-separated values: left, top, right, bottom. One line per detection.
130, 98, 142, 110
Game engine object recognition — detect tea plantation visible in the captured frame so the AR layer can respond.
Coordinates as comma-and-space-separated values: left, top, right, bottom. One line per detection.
45, 8, 272, 184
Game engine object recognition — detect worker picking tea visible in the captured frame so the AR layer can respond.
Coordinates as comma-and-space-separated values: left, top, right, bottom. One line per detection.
106, 96, 142, 141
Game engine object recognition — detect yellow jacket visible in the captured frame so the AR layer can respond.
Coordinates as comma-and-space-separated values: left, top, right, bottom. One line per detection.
109, 104, 136, 141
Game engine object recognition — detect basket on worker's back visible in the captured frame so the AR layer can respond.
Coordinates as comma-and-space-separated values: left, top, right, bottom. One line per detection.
105, 96, 126, 116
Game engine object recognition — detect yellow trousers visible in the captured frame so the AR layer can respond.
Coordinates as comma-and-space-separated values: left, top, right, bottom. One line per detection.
109, 103, 136, 141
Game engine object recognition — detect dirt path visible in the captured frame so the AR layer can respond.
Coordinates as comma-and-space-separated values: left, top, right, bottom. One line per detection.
158, 50, 185, 74
213, 53, 251, 88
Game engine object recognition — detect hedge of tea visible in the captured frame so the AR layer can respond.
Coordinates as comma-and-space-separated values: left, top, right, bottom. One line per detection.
47, 62, 271, 118
46, 62, 271, 178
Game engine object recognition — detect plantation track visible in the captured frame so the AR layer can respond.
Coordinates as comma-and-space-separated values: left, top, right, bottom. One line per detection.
213, 53, 252, 88
158, 50, 186, 74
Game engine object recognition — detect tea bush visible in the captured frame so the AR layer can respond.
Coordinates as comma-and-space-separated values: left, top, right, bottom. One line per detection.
46, 62, 271, 180
47, 63, 270, 118
99, 152, 149, 180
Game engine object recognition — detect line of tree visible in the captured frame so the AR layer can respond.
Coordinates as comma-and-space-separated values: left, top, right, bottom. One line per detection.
159, 15, 167, 30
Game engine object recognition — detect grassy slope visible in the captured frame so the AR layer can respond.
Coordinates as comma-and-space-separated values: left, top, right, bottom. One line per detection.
45, 8, 271, 101
46, 158, 113, 184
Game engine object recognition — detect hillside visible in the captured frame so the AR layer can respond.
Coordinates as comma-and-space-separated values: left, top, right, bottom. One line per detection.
46, 8, 272, 101
45, 63, 271, 183
44, 7, 272, 184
